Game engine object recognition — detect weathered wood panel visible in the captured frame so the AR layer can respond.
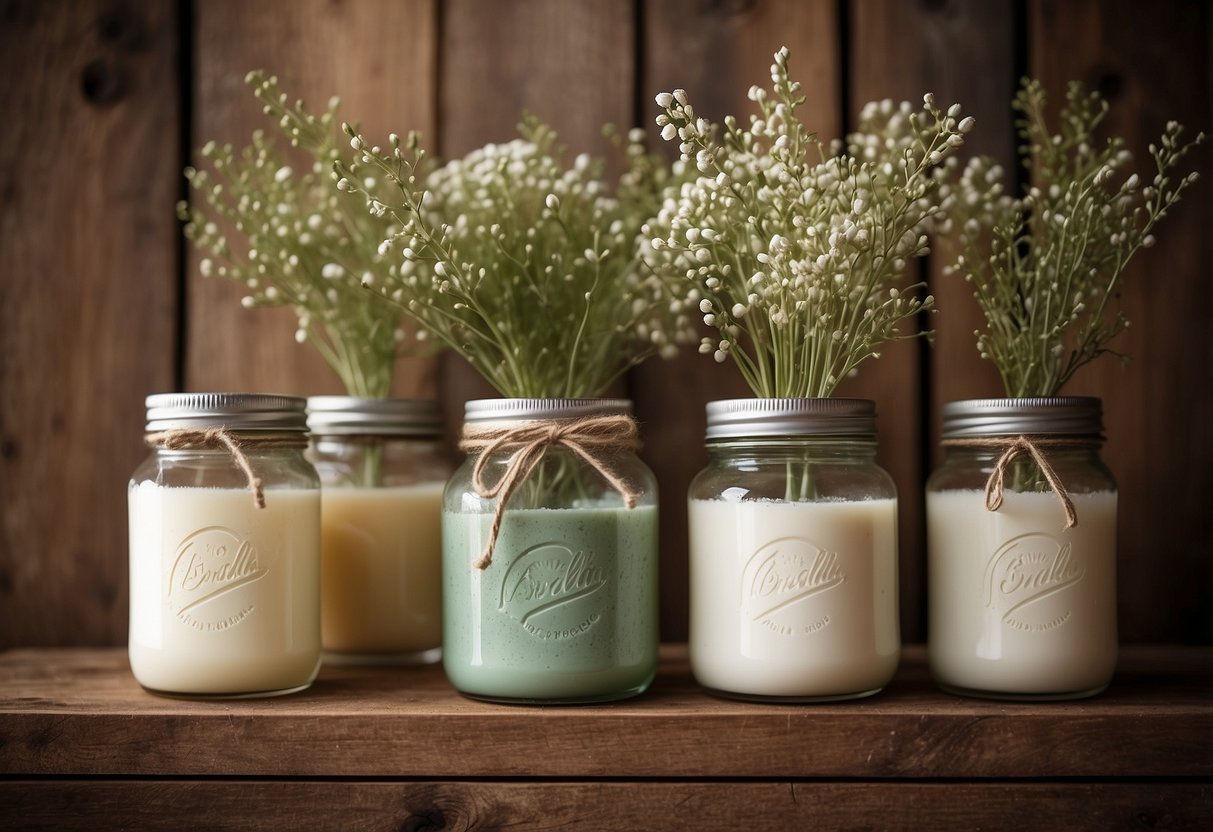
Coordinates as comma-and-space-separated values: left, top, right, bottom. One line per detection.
1029, 0, 1213, 642
636, 0, 842, 641
2, 781, 1208, 832
186, 0, 439, 399
2, 646, 1209, 779
0, 0, 180, 647
849, 1, 1018, 640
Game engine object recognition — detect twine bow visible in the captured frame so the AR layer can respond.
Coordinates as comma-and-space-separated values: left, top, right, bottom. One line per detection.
145, 428, 306, 509
942, 435, 1097, 529
458, 415, 641, 570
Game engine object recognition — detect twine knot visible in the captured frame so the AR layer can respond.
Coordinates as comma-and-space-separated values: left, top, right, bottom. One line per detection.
145, 428, 306, 509
458, 414, 641, 570
942, 435, 1098, 529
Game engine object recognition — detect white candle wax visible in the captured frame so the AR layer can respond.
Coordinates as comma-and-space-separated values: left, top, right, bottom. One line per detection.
128, 483, 321, 696
689, 497, 900, 699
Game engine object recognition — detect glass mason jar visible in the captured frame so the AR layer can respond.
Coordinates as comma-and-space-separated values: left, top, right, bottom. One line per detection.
307, 397, 450, 664
443, 398, 658, 704
688, 399, 900, 702
128, 393, 321, 698
927, 397, 1117, 700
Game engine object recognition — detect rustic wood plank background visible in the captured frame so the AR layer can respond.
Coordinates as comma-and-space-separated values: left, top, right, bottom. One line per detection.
1, 0, 1209, 648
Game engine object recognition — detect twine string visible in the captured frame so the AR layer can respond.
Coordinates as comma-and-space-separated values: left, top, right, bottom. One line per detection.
145, 428, 306, 509
458, 415, 641, 570
941, 435, 1099, 529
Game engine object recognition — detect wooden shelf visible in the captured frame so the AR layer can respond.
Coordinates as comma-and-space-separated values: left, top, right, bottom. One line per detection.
1, 645, 1210, 830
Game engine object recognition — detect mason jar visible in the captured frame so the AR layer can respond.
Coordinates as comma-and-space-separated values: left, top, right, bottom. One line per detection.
128, 393, 321, 698
688, 398, 900, 702
307, 397, 450, 664
443, 398, 658, 704
927, 397, 1118, 700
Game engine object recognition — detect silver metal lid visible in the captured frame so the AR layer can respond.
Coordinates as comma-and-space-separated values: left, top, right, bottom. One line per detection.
307, 396, 443, 436
463, 398, 632, 423
705, 398, 876, 440
145, 393, 308, 433
941, 397, 1103, 438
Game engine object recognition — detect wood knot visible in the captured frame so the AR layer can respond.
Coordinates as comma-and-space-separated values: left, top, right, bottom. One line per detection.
401, 808, 447, 832
80, 59, 127, 105
97, 6, 150, 52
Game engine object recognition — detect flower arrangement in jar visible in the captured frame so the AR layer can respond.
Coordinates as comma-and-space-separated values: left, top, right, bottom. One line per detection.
180, 71, 412, 400
928, 79, 1203, 699
179, 73, 451, 665
644, 46, 971, 701
336, 117, 692, 702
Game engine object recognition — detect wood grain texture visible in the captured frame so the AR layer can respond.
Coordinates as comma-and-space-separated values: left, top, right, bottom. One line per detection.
186, 0, 438, 398
849, 1, 1019, 642
1029, 0, 1213, 642
2, 781, 1209, 832
0, 0, 180, 648
1, 645, 1209, 779
636, 0, 842, 641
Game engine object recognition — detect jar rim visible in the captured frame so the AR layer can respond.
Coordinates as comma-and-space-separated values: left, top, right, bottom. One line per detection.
705, 398, 876, 440
941, 397, 1103, 438
306, 396, 443, 436
463, 397, 632, 424
145, 392, 307, 433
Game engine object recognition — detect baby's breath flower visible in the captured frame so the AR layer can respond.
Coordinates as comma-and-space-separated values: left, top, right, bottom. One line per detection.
947, 79, 1203, 396
644, 47, 964, 397
179, 71, 421, 397
337, 117, 693, 397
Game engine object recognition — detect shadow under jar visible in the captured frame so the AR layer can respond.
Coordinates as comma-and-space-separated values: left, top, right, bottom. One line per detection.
128, 393, 321, 699
927, 397, 1118, 700
688, 398, 900, 702
442, 398, 658, 704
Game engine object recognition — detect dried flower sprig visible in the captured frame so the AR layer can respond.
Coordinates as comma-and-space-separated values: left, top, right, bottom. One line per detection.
179, 71, 413, 398
642, 47, 971, 398
335, 119, 693, 398
947, 79, 1204, 397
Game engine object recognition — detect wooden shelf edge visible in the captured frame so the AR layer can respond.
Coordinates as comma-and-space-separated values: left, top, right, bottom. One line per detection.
1, 644, 1209, 779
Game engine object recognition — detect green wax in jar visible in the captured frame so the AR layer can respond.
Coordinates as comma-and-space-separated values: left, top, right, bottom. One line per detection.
442, 504, 658, 703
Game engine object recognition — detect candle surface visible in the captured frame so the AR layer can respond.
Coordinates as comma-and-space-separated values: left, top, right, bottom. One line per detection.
320, 482, 444, 657
928, 488, 1118, 696
689, 497, 899, 699
128, 483, 321, 696
442, 504, 658, 702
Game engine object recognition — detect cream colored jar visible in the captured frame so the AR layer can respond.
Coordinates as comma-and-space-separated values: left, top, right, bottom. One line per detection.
927, 397, 1118, 700
128, 393, 321, 698
307, 397, 450, 664
688, 399, 900, 702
